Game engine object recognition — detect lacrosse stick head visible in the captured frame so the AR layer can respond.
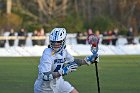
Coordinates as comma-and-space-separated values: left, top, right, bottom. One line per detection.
87, 34, 99, 54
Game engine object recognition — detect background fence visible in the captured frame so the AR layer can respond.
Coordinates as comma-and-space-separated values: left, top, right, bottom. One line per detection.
0, 33, 140, 56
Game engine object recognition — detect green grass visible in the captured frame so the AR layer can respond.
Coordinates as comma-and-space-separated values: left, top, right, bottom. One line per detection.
0, 55, 140, 93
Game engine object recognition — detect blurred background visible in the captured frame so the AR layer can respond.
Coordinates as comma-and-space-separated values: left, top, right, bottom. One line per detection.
0, 1, 140, 93
0, 0, 140, 56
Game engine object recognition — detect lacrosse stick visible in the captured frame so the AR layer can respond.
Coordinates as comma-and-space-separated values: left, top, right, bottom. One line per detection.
87, 34, 100, 93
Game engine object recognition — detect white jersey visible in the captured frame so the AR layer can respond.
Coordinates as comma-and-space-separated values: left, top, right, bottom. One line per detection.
34, 48, 74, 93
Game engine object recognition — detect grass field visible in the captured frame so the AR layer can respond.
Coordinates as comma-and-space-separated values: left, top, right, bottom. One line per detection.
0, 55, 140, 93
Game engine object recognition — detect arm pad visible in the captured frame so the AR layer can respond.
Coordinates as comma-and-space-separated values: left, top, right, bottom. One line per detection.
42, 72, 53, 81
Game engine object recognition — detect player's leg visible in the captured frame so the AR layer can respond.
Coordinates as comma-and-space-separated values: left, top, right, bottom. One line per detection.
70, 88, 79, 93
55, 78, 78, 93
34, 79, 54, 93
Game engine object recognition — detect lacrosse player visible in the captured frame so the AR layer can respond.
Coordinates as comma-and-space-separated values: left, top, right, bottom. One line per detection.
34, 28, 99, 93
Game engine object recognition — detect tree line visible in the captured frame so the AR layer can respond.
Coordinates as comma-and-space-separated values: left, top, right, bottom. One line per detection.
0, 0, 140, 35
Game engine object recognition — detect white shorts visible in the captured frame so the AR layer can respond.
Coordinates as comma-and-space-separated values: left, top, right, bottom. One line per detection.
34, 77, 74, 93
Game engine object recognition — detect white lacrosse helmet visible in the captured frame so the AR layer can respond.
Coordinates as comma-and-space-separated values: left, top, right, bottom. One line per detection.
49, 28, 67, 53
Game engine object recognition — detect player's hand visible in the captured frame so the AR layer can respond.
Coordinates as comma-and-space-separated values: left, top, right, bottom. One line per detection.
58, 62, 78, 76
84, 54, 99, 65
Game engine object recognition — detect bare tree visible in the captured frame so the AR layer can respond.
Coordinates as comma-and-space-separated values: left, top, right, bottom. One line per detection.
6, 0, 12, 14
62, 0, 67, 16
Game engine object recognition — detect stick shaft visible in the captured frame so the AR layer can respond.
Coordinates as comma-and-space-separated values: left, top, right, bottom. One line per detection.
95, 62, 100, 93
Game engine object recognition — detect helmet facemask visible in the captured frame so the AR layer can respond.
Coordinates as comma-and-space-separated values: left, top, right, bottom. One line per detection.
50, 38, 66, 53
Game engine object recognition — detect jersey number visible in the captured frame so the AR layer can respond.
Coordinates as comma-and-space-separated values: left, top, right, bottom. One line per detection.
54, 65, 62, 72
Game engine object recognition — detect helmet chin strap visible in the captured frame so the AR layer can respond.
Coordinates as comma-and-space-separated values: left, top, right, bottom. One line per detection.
54, 47, 63, 53
53, 44, 65, 54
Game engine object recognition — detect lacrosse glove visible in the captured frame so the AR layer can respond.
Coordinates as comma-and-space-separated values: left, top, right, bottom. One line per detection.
58, 62, 78, 76
84, 54, 99, 65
